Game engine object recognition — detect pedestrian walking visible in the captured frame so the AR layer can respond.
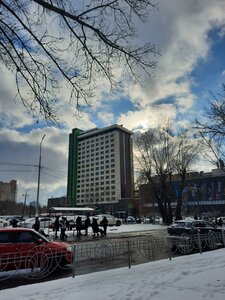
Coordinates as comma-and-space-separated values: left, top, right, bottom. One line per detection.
101, 216, 108, 235
11, 218, 18, 228
84, 215, 91, 236
60, 217, 68, 240
218, 217, 223, 227
54, 216, 60, 239
33, 216, 40, 232
76, 216, 83, 236
92, 217, 102, 237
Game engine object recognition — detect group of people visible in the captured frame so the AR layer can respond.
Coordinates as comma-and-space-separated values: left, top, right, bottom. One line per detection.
32, 215, 109, 240
75, 215, 109, 237
33, 216, 68, 240
53, 215, 109, 239
53, 216, 68, 240
92, 216, 108, 237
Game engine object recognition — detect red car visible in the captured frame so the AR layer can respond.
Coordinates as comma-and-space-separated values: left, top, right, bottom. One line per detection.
0, 228, 73, 273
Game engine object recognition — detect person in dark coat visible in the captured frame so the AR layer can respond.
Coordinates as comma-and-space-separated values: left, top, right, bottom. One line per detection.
92, 217, 100, 237
218, 217, 223, 227
60, 217, 68, 240
101, 216, 108, 235
11, 218, 18, 228
76, 216, 83, 236
54, 216, 60, 239
84, 216, 91, 236
33, 216, 40, 232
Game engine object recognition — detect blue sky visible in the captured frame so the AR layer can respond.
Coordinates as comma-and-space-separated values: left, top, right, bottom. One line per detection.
0, 0, 225, 208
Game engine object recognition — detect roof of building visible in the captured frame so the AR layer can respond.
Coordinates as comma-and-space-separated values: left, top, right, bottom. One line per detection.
77, 124, 133, 139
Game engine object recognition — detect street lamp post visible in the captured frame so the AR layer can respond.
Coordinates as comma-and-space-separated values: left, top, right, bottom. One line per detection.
36, 134, 46, 216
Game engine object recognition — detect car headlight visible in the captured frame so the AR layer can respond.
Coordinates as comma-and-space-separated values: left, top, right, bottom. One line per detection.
66, 246, 73, 252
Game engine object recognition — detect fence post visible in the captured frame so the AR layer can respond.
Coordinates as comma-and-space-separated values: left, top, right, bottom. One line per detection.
127, 240, 131, 269
222, 230, 225, 247
72, 244, 76, 278
166, 237, 172, 260
197, 232, 202, 254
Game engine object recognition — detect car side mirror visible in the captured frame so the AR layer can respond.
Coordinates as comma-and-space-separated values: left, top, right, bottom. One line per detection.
36, 238, 43, 244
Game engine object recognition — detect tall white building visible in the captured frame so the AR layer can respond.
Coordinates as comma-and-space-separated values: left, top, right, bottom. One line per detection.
67, 124, 134, 213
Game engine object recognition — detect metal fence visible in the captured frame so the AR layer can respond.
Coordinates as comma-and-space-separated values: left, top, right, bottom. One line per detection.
0, 244, 73, 281
0, 231, 224, 283
167, 230, 225, 255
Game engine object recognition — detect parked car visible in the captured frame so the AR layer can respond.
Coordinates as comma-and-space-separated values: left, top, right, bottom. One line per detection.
20, 217, 54, 229
0, 217, 10, 228
94, 214, 122, 226
216, 216, 225, 225
0, 228, 73, 272
167, 220, 224, 236
126, 216, 136, 224
167, 220, 225, 252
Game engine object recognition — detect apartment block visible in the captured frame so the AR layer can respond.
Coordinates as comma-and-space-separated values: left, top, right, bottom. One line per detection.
67, 124, 134, 213
0, 180, 17, 202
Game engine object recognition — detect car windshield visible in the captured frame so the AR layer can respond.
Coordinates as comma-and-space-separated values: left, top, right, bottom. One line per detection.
171, 222, 187, 227
35, 231, 50, 242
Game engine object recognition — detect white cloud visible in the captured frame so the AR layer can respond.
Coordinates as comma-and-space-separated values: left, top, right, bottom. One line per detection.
117, 104, 177, 132
122, 0, 225, 127
1, 0, 225, 204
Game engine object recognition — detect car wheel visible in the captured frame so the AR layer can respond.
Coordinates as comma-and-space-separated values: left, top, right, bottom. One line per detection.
116, 220, 121, 226
207, 232, 218, 250
177, 233, 194, 254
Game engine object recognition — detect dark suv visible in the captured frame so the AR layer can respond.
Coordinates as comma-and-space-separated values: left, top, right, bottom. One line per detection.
0, 228, 73, 273
167, 220, 225, 253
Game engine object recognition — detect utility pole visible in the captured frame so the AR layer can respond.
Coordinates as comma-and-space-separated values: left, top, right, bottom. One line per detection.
36, 134, 46, 216
22, 190, 30, 219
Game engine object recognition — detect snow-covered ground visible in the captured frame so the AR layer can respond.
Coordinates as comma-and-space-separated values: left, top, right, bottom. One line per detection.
46, 223, 166, 238
1, 247, 224, 300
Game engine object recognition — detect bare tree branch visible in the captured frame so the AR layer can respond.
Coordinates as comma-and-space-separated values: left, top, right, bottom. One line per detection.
0, 0, 159, 125
195, 84, 225, 170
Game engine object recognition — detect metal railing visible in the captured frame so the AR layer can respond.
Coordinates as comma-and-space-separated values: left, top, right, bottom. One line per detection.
167, 231, 225, 255
0, 231, 224, 282
0, 244, 73, 280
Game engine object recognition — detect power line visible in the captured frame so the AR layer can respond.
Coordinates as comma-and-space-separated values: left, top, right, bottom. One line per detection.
0, 169, 35, 172
0, 161, 67, 175
41, 170, 67, 180
42, 166, 67, 176
0, 161, 36, 167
